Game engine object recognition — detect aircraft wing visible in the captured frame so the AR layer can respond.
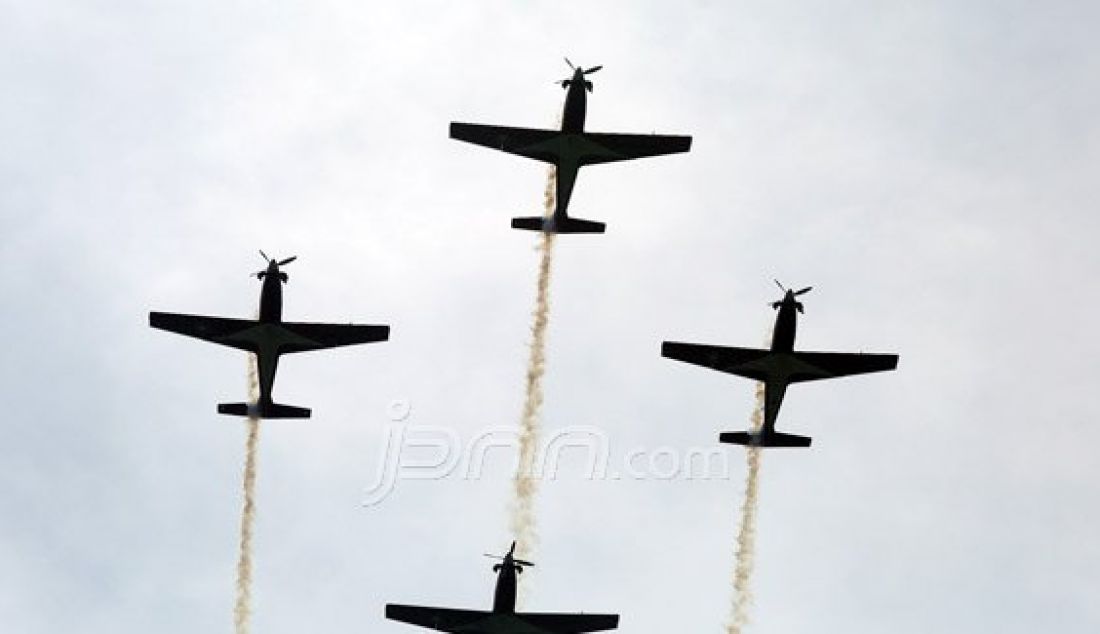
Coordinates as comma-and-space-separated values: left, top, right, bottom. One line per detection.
518, 612, 620, 633
278, 322, 390, 354
661, 341, 771, 381
786, 351, 899, 383
579, 132, 692, 166
149, 312, 258, 352
450, 122, 562, 163
386, 605, 618, 634
385, 604, 488, 632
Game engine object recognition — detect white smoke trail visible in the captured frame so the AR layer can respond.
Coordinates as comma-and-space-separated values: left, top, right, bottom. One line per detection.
509, 164, 557, 569
727, 381, 766, 634
234, 353, 261, 634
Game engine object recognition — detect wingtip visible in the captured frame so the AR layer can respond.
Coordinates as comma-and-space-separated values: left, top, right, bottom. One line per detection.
659, 341, 680, 358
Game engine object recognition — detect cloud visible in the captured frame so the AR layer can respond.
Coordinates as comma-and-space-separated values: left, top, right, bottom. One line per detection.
2, 2, 1099, 634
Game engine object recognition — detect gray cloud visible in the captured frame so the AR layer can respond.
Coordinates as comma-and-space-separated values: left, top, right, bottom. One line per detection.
1, 1, 1098, 633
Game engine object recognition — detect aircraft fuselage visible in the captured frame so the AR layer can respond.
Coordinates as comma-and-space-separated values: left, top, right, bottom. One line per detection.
250, 260, 291, 406
259, 261, 284, 324
491, 555, 518, 613
770, 293, 798, 353
757, 292, 805, 433
547, 67, 592, 224
560, 68, 587, 134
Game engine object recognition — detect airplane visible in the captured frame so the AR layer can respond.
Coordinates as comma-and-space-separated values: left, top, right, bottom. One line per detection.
386, 542, 619, 634
449, 58, 692, 234
148, 251, 390, 419
661, 282, 898, 447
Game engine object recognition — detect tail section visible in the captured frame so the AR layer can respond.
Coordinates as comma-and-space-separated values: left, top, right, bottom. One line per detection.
217, 402, 312, 419
511, 215, 606, 234
720, 430, 812, 448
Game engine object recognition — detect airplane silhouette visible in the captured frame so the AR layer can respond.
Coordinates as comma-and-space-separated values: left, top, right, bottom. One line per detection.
450, 58, 692, 234
149, 251, 389, 419
387, 542, 619, 634
662, 282, 898, 447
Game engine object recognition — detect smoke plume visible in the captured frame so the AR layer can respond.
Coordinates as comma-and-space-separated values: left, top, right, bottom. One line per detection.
234, 353, 261, 634
509, 165, 557, 566
727, 381, 766, 634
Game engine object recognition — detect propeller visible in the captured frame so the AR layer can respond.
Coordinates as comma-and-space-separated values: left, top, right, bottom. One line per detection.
774, 279, 812, 296
560, 58, 603, 91
564, 57, 602, 74
483, 542, 535, 570
771, 280, 812, 312
482, 553, 536, 567
254, 251, 297, 279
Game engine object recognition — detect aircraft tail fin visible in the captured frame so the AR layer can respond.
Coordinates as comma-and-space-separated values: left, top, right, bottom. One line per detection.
511, 216, 606, 234
217, 402, 312, 419
719, 430, 812, 448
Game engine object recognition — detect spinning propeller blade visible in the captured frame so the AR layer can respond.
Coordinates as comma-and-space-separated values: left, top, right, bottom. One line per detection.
255, 250, 295, 277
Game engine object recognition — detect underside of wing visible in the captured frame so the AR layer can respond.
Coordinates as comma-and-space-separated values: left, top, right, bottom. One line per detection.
518, 613, 620, 634
787, 351, 899, 383
277, 322, 390, 354
661, 341, 771, 381
149, 312, 257, 352
385, 604, 489, 633
450, 122, 562, 163
579, 132, 692, 166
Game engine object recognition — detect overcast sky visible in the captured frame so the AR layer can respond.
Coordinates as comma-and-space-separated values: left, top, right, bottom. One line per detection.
2, 1, 1099, 634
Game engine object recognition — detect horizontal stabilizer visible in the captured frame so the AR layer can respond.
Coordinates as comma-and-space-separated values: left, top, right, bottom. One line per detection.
720, 430, 812, 448
217, 402, 311, 419
512, 216, 606, 234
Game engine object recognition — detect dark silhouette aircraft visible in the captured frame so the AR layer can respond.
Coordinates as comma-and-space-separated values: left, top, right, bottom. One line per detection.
450, 58, 692, 234
662, 282, 898, 447
386, 542, 619, 634
149, 251, 389, 419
